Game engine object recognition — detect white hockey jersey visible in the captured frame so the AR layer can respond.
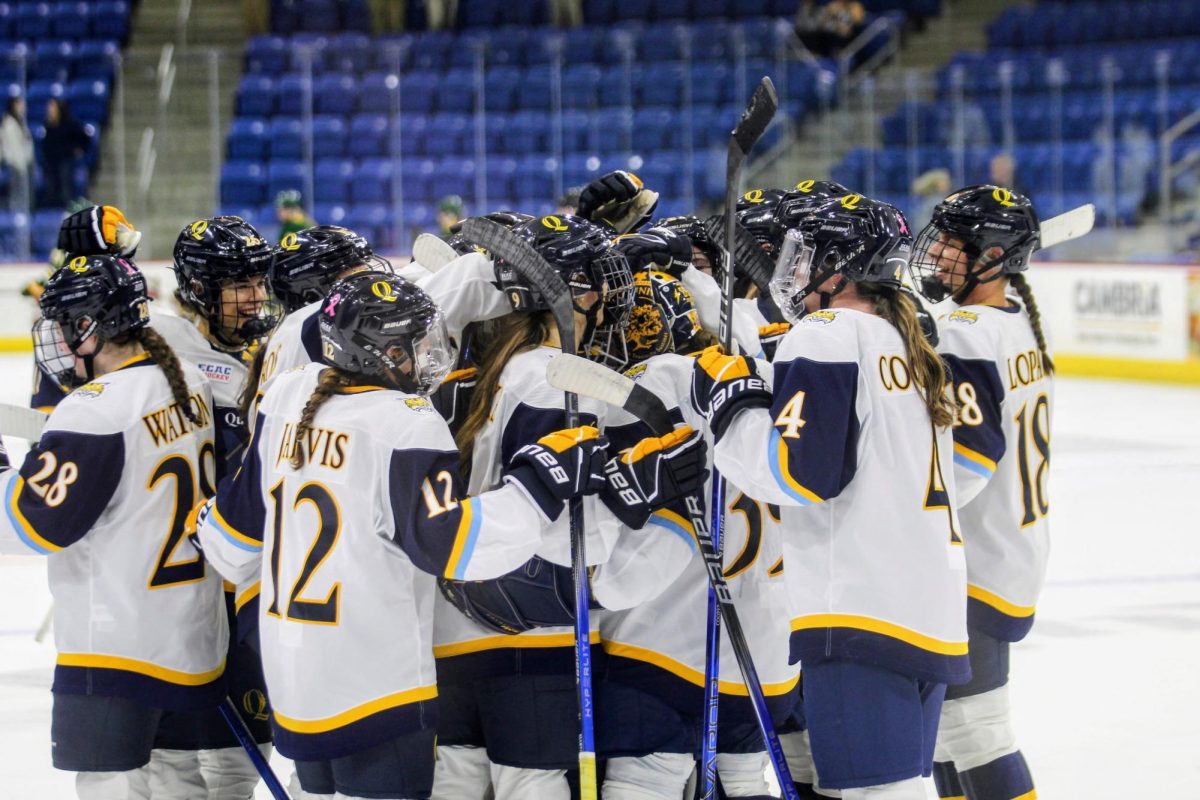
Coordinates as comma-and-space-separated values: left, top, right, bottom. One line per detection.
938, 302, 1054, 642
714, 308, 969, 684
0, 355, 227, 711
601, 353, 799, 710
197, 363, 561, 760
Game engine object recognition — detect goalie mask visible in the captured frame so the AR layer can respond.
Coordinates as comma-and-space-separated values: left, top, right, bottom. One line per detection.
172, 216, 280, 347
35, 254, 150, 390
495, 214, 634, 351
269, 225, 391, 313
770, 195, 913, 322
909, 184, 1040, 304
318, 273, 452, 396
591, 270, 703, 370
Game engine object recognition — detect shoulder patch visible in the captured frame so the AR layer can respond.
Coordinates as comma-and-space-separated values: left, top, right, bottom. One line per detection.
948, 309, 979, 325
802, 310, 838, 325
624, 363, 648, 381
72, 382, 106, 399
197, 361, 235, 383
404, 397, 435, 413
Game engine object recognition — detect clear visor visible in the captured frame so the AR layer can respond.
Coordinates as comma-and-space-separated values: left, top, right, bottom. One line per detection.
391, 310, 453, 396
769, 229, 816, 323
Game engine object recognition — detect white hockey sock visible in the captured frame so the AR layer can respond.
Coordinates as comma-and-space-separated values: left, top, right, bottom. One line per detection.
148, 748, 207, 799
199, 743, 273, 799
431, 744, 492, 799
75, 767, 151, 800
490, 763, 569, 800
841, 777, 926, 800
602, 752, 695, 800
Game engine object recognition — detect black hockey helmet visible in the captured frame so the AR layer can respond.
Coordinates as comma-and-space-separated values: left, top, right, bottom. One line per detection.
735, 187, 790, 257
770, 194, 913, 321
909, 184, 1040, 304
447, 210, 534, 257
269, 225, 390, 313
774, 180, 854, 233
34, 254, 150, 389
318, 272, 452, 396
650, 214, 721, 272
496, 213, 635, 335
172, 216, 279, 345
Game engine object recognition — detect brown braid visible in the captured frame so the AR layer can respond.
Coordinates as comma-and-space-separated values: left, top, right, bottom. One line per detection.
238, 345, 267, 422
137, 327, 201, 425
1009, 273, 1055, 375
291, 368, 351, 470
863, 284, 957, 429
455, 312, 552, 480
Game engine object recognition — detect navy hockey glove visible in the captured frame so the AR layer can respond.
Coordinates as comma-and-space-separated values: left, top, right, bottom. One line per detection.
505, 426, 609, 521
576, 170, 660, 234
56, 205, 141, 258
612, 227, 693, 278
758, 321, 791, 361
183, 499, 212, 555
692, 346, 772, 443
601, 425, 709, 529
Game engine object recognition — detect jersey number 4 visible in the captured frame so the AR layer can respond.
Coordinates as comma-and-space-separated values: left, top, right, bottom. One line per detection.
267, 480, 342, 625
924, 431, 962, 545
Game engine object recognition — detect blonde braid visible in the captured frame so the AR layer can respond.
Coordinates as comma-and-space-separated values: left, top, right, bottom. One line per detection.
291, 368, 350, 470
1009, 274, 1055, 375
137, 327, 201, 425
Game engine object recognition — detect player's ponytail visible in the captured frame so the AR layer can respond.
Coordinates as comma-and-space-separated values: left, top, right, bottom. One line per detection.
864, 284, 956, 429
238, 345, 267, 422
291, 368, 350, 470
137, 326, 201, 425
455, 312, 552, 479
1008, 273, 1055, 375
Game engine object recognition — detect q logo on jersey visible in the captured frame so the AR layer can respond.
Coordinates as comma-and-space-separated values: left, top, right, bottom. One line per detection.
795, 179, 816, 193
541, 215, 569, 233
280, 232, 300, 251
743, 189, 766, 204
840, 194, 862, 210
992, 188, 1015, 207
67, 255, 90, 273
189, 220, 209, 240
371, 281, 398, 302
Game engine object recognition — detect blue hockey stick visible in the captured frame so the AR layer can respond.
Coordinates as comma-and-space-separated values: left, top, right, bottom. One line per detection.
217, 697, 290, 800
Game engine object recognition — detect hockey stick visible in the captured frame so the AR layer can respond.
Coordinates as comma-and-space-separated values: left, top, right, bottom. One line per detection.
1038, 203, 1095, 250
412, 232, 458, 272
460, 217, 600, 799
0, 402, 48, 441
217, 698, 290, 800
34, 603, 53, 642
546, 352, 799, 800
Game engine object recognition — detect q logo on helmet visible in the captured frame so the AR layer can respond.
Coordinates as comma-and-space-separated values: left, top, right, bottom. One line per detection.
743, 189, 766, 204
795, 179, 816, 193
992, 187, 1015, 207
541, 215, 569, 233
371, 281, 398, 302
189, 220, 209, 240
280, 232, 301, 251
840, 194, 862, 210
67, 255, 90, 273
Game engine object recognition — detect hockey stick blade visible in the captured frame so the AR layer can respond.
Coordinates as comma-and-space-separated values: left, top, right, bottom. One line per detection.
731, 77, 779, 157
0, 402, 48, 441
1038, 204, 1095, 250
704, 214, 777, 298
412, 233, 458, 272
546, 353, 675, 436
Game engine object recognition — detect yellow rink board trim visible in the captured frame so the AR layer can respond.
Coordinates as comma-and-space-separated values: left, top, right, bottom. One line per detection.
0, 337, 32, 352
1054, 354, 1200, 385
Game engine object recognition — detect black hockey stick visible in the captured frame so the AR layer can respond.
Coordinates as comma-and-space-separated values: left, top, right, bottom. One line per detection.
460, 217, 600, 798
546, 352, 798, 800
217, 698, 290, 799
703, 214, 780, 316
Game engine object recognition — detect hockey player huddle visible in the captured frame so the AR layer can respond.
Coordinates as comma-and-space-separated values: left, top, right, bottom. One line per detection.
0, 168, 1053, 800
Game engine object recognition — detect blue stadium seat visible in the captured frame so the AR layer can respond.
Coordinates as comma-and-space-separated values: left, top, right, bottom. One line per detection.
275, 74, 310, 116
348, 113, 389, 158
31, 40, 74, 83
93, 1, 129, 42
637, 22, 686, 61
561, 110, 593, 151
374, 35, 414, 72
313, 203, 349, 226
344, 203, 390, 248
66, 79, 108, 124
593, 107, 631, 154
651, 0, 689, 22
512, 154, 555, 205
436, 69, 475, 113
325, 33, 373, 73
689, 63, 731, 107
75, 40, 119, 80
425, 112, 470, 156
221, 161, 268, 207
484, 156, 517, 200
397, 70, 436, 114
51, 2, 90, 39
315, 73, 357, 115
484, 66, 521, 113
268, 161, 307, 199
15, 3, 52, 40
33, 209, 64, 257
410, 32, 452, 71
246, 36, 289, 74
0, 5, 13, 41
297, 0, 340, 32
342, 0, 371, 32
268, 117, 303, 159
505, 110, 550, 153
632, 108, 674, 152
561, 28, 603, 66
402, 157, 435, 201
353, 158, 396, 203
397, 115, 428, 156
638, 64, 684, 108
227, 118, 268, 160
583, 0, 620, 24
598, 64, 629, 108
692, 0, 730, 18
430, 155, 475, 201
312, 115, 347, 157
562, 64, 602, 110
314, 158, 354, 204
27, 81, 64, 117
238, 74, 276, 117
562, 153, 602, 188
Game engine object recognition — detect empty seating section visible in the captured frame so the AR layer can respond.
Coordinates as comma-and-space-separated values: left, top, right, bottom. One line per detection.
0, 0, 130, 253
841, 0, 1195, 225
226, 14, 848, 246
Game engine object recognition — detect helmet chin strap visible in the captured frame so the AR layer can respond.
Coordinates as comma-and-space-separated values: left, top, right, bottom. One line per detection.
796, 266, 847, 313
572, 297, 602, 355
950, 257, 1007, 305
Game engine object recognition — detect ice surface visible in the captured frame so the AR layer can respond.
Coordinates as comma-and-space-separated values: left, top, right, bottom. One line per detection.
1, 351, 1196, 798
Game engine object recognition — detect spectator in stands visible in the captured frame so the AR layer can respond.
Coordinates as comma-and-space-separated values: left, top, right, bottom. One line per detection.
549, 0, 582, 27
436, 194, 464, 237
795, 0, 867, 58
275, 189, 314, 240
912, 167, 951, 229
41, 99, 89, 209
0, 97, 33, 213
243, 0, 269, 35
989, 152, 1027, 197
369, 0, 406, 31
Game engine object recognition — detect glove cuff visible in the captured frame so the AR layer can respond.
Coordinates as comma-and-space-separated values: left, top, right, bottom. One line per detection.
709, 377, 772, 443
504, 465, 565, 523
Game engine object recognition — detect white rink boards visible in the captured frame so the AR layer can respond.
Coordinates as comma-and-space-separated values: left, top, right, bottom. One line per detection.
0, 352, 1197, 799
